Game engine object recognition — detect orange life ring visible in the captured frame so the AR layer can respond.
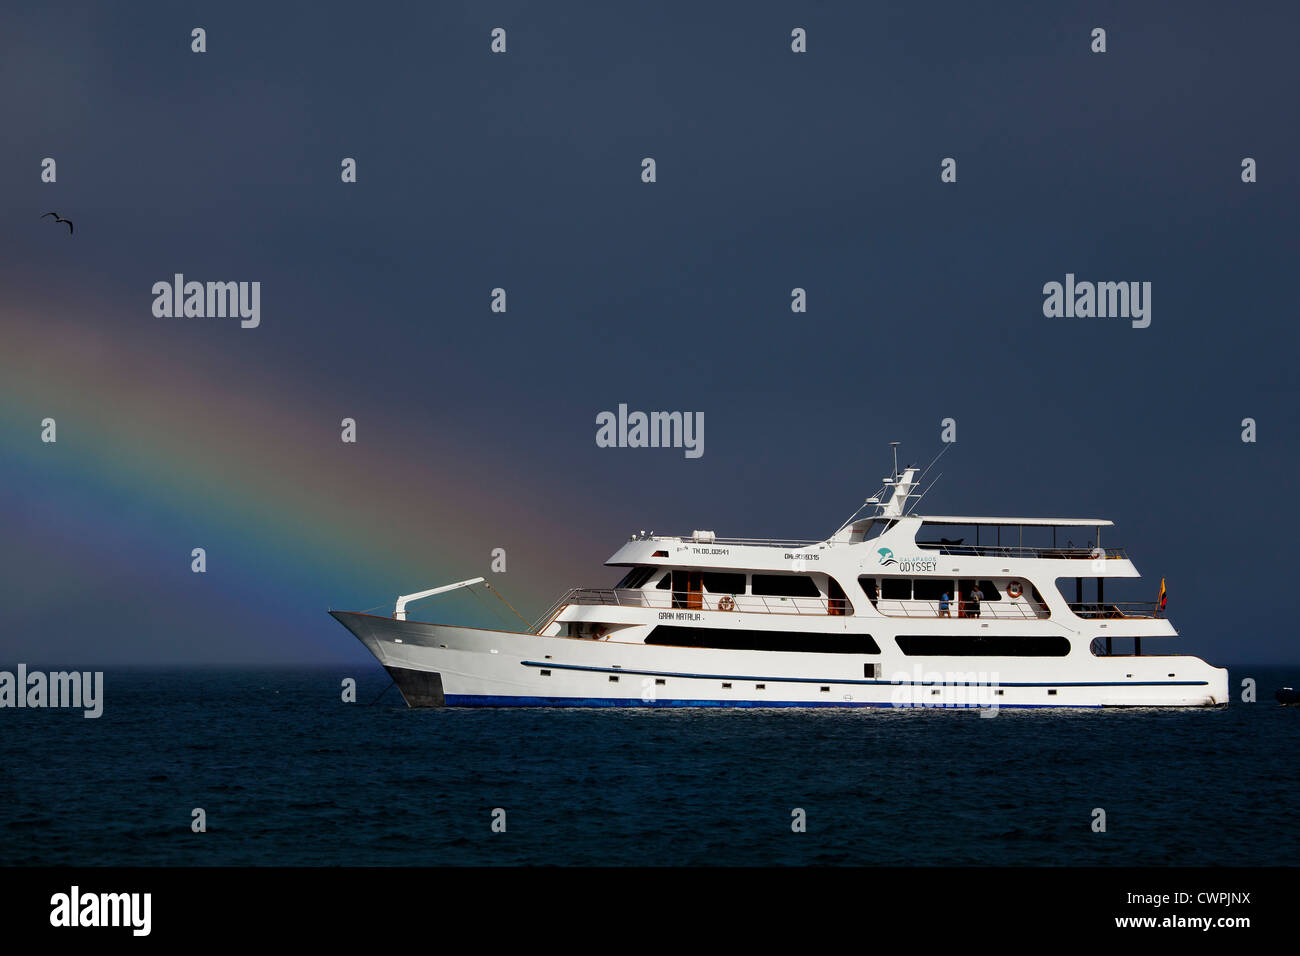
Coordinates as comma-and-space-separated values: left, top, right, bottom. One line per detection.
718, 595, 736, 611
1007, 581, 1023, 598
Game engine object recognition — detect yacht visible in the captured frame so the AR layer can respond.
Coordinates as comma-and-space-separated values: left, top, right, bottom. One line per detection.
330, 448, 1228, 709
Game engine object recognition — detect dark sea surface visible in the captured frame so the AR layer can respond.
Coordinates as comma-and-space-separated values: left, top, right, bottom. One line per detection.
2, 667, 1297, 866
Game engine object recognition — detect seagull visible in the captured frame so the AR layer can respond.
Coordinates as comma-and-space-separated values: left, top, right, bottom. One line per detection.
41, 212, 74, 235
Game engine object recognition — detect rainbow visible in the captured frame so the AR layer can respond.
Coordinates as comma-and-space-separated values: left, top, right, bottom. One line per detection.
1, 301, 604, 664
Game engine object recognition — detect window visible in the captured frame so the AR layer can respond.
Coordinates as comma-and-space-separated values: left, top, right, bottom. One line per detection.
702, 572, 746, 594
721, 682, 732, 689
912, 578, 954, 602
609, 675, 620, 682
863, 663, 879, 679
916, 526, 974, 554
756, 683, 766, 690
646, 626, 880, 654
854, 519, 888, 541
895, 635, 1070, 657
656, 572, 671, 589
820, 686, 830, 693
540, 669, 551, 676
671, 570, 703, 609
827, 577, 853, 615
751, 574, 821, 597
654, 678, 665, 685
881, 578, 911, 600
959, 579, 1001, 601
858, 577, 879, 606
614, 567, 655, 589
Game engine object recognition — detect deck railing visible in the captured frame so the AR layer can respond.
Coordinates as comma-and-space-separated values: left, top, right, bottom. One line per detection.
531, 588, 846, 632
531, 589, 1161, 632
639, 535, 822, 548
1068, 601, 1161, 619
917, 543, 1128, 560
530, 588, 1051, 632
875, 599, 1048, 620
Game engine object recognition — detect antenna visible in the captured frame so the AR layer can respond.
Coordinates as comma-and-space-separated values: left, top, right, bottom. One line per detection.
902, 443, 952, 517
829, 440, 949, 538
913, 441, 951, 490
829, 443, 895, 539
904, 472, 942, 516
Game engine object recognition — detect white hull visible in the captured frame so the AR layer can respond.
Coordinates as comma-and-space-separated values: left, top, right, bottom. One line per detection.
332, 612, 1229, 709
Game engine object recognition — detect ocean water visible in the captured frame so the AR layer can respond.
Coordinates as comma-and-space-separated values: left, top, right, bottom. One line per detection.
1, 667, 1297, 866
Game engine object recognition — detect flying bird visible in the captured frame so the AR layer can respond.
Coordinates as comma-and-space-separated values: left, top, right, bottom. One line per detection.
41, 212, 74, 235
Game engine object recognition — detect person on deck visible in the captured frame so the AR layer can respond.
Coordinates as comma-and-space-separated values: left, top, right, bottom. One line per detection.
969, 584, 983, 618
939, 592, 951, 618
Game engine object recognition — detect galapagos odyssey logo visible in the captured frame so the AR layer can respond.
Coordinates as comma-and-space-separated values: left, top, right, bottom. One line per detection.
877, 548, 938, 573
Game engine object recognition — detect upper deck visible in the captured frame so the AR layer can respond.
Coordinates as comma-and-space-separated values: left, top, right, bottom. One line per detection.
617, 531, 1126, 562
608, 514, 1131, 570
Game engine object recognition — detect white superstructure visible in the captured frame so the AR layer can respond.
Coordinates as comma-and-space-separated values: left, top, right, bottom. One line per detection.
331, 449, 1227, 709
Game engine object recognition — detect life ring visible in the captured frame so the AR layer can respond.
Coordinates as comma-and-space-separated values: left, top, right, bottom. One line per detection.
718, 595, 736, 611
1006, 581, 1023, 599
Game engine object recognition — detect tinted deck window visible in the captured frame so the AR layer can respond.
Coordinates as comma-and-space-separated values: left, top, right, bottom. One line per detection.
647, 626, 879, 654
895, 635, 1069, 656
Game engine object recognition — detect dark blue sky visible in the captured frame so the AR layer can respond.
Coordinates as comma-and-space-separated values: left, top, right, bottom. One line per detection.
1, 1, 1296, 666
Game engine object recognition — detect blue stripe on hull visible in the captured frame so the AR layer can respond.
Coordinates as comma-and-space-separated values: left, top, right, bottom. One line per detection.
443, 695, 1102, 709
518, 661, 1208, 689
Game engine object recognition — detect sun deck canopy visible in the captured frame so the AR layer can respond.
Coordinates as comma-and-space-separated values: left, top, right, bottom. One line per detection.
918, 516, 1113, 527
